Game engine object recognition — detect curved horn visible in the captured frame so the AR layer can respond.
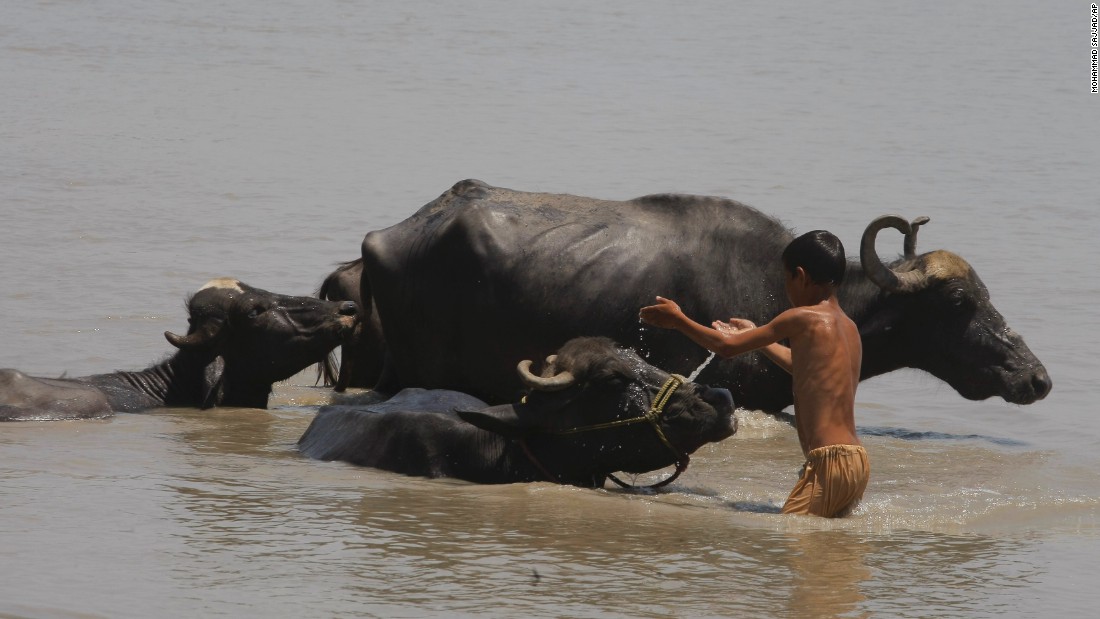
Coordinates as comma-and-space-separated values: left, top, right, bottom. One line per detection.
164, 317, 225, 350
860, 215, 931, 294
903, 216, 931, 259
517, 359, 575, 391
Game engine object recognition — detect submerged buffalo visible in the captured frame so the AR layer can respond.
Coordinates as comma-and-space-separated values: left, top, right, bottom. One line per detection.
0, 278, 358, 421
299, 336, 736, 487
345, 180, 1050, 412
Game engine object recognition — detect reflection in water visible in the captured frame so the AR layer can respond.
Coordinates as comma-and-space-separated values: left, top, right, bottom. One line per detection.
786, 531, 871, 618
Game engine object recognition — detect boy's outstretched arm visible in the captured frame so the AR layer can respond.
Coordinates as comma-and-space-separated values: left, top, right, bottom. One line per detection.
639, 296, 795, 369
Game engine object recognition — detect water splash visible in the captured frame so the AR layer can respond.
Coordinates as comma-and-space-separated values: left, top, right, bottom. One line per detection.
685, 351, 716, 382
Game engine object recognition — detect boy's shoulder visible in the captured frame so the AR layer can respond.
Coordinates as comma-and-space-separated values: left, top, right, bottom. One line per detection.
777, 301, 850, 333
777, 304, 829, 322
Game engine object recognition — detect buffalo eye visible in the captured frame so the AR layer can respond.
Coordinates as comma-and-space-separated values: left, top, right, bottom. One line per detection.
246, 304, 266, 319
947, 287, 974, 310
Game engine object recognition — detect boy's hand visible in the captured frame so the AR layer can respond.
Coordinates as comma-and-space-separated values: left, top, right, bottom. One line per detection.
713, 317, 756, 334
639, 296, 684, 329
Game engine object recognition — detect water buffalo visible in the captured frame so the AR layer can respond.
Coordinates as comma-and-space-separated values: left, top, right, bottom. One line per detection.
0, 278, 358, 421
298, 336, 737, 487
349, 180, 1051, 412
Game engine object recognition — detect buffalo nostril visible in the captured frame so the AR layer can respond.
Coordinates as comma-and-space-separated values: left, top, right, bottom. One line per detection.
1031, 371, 1052, 399
338, 301, 358, 316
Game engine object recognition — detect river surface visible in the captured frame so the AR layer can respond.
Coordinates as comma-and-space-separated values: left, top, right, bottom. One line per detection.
1, 1, 1097, 617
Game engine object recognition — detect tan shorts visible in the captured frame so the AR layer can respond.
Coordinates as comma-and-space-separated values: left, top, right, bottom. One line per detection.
782, 444, 870, 518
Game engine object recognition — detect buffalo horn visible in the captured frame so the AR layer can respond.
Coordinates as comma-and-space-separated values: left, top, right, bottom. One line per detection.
517, 359, 575, 391
860, 215, 931, 294
165, 318, 225, 350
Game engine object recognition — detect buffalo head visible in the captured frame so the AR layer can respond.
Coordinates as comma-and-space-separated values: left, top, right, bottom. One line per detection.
165, 278, 359, 404
460, 336, 736, 481
858, 217, 1052, 404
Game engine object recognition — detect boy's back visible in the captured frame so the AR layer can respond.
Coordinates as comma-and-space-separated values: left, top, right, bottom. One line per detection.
783, 297, 862, 456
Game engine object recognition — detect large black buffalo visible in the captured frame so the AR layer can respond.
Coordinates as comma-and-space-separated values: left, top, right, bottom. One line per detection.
341, 179, 1050, 412
0, 278, 358, 421
298, 336, 737, 487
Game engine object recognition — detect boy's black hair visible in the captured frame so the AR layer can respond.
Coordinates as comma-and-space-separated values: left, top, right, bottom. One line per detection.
781, 230, 846, 286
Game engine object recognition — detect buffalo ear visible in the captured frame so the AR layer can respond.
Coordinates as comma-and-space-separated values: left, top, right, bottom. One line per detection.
456, 404, 532, 438
199, 357, 226, 409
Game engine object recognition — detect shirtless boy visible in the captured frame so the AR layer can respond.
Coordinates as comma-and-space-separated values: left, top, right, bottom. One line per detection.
639, 230, 868, 517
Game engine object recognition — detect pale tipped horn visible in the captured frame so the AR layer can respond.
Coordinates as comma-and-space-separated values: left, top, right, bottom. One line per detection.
860, 215, 931, 293
517, 359, 575, 391
903, 216, 930, 259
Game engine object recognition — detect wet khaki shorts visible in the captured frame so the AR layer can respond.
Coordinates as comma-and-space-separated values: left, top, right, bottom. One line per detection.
782, 444, 870, 518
